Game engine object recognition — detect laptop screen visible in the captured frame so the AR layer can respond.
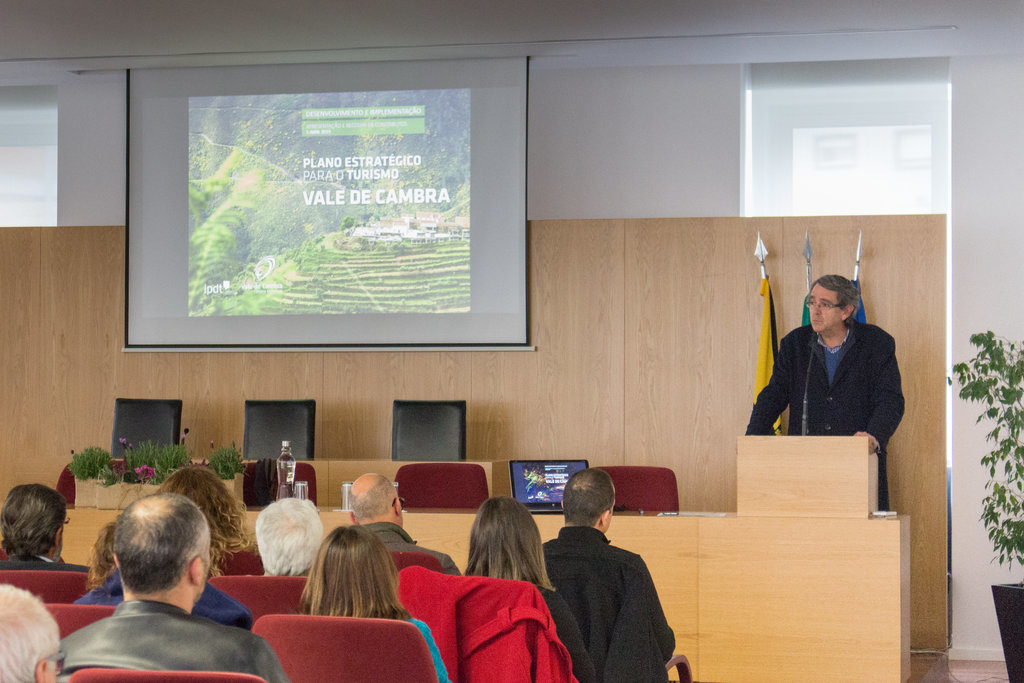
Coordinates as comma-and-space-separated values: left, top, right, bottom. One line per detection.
508, 460, 589, 512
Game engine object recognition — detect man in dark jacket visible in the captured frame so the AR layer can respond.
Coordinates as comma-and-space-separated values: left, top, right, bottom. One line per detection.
746, 274, 905, 509
543, 468, 675, 683
0, 484, 87, 571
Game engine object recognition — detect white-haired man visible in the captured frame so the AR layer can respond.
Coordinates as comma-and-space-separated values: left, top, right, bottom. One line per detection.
0, 584, 62, 683
255, 497, 324, 576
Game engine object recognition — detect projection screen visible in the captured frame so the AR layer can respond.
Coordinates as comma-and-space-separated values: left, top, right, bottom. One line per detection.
126, 58, 527, 348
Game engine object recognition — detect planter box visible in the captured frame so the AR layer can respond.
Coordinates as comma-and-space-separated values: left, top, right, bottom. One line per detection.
993, 584, 1024, 683
94, 482, 160, 510
74, 479, 98, 508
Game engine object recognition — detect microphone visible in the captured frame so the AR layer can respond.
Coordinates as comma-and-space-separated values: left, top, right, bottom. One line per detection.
801, 335, 816, 436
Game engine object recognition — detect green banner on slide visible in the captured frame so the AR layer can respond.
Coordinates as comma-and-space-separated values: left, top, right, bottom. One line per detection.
302, 118, 426, 136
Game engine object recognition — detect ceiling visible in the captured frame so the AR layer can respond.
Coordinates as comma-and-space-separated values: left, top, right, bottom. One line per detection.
1, 0, 1023, 77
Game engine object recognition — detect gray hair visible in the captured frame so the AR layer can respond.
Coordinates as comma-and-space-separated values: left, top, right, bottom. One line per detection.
256, 498, 324, 576
0, 584, 60, 683
811, 274, 860, 312
350, 474, 397, 523
115, 493, 211, 595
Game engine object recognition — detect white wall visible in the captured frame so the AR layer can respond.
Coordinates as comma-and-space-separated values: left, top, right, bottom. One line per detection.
30, 54, 1022, 658
949, 54, 1024, 659
527, 63, 742, 219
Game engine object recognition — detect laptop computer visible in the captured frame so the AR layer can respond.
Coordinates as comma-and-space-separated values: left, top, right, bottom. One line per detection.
508, 459, 589, 513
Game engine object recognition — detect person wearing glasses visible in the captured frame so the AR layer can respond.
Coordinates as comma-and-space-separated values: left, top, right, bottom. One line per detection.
349, 473, 462, 575
0, 584, 63, 682
745, 274, 905, 510
0, 484, 87, 572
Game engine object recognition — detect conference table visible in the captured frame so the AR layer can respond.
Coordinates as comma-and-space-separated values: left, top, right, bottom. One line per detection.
64, 504, 908, 681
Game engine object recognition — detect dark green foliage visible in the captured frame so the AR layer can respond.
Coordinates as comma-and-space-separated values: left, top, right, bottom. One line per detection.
68, 447, 111, 481
953, 331, 1024, 575
208, 443, 245, 479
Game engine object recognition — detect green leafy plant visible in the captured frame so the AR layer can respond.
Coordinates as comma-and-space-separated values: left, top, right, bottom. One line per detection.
208, 442, 245, 480
67, 447, 111, 481
953, 331, 1024, 576
153, 443, 190, 484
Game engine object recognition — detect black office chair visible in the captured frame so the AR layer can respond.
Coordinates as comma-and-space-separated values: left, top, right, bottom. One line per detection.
243, 400, 316, 460
111, 398, 183, 458
391, 400, 466, 461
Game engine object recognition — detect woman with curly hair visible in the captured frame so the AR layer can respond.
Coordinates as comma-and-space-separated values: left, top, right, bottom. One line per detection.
158, 465, 255, 577
300, 525, 450, 683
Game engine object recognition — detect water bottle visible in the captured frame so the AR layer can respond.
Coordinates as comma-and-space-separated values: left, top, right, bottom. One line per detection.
276, 440, 296, 500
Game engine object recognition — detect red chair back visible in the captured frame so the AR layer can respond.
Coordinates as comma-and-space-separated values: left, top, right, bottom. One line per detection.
253, 614, 437, 683
0, 548, 6, 560
57, 465, 77, 504
69, 670, 268, 682
0, 569, 88, 603
220, 550, 265, 576
598, 465, 679, 512
391, 550, 444, 573
394, 462, 488, 509
208, 575, 306, 621
45, 603, 116, 638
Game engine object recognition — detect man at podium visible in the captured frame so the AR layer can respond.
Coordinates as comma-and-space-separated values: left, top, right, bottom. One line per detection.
746, 274, 904, 509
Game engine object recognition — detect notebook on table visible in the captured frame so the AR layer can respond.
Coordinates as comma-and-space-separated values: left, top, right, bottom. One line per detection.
508, 459, 588, 513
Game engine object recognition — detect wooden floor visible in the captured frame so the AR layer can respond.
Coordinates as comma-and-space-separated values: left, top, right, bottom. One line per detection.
909, 652, 1008, 683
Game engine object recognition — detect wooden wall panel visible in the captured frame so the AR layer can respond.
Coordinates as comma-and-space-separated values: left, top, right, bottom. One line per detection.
0, 215, 946, 649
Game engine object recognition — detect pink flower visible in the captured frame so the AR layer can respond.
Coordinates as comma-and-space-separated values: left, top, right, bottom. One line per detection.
134, 465, 155, 483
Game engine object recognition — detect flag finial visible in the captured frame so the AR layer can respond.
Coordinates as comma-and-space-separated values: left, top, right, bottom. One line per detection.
854, 231, 862, 281
754, 232, 768, 279
803, 231, 813, 293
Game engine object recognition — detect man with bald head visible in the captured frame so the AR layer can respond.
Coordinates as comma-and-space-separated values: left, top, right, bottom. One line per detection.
349, 473, 461, 575
58, 494, 288, 682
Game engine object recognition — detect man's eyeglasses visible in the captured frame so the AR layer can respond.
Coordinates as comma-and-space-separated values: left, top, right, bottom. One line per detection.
805, 297, 843, 311
44, 651, 65, 675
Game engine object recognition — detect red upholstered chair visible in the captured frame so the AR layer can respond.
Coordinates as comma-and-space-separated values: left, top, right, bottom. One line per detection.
57, 465, 77, 504
69, 670, 268, 682
253, 614, 437, 683
45, 603, 116, 638
391, 550, 444, 573
208, 575, 306, 621
220, 550, 265, 576
243, 461, 318, 507
0, 569, 88, 603
394, 462, 488, 510
397, 565, 574, 683
0, 548, 6, 560
598, 465, 679, 513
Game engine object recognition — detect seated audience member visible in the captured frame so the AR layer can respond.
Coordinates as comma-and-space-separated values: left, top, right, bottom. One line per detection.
300, 525, 451, 683
83, 521, 117, 591
0, 484, 86, 571
0, 584, 62, 683
255, 497, 324, 576
466, 496, 596, 683
349, 473, 461, 575
543, 468, 675, 683
59, 494, 288, 682
76, 503, 253, 630
158, 465, 256, 576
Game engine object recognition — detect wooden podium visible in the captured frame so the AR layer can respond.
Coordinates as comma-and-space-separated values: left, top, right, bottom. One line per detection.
737, 435, 879, 516
696, 436, 909, 682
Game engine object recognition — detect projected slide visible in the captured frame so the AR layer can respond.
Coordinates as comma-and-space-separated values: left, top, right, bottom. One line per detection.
187, 89, 470, 317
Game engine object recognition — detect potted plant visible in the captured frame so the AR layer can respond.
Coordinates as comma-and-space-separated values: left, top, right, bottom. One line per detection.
953, 330, 1024, 680
67, 446, 112, 508
207, 442, 246, 502
69, 440, 191, 509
